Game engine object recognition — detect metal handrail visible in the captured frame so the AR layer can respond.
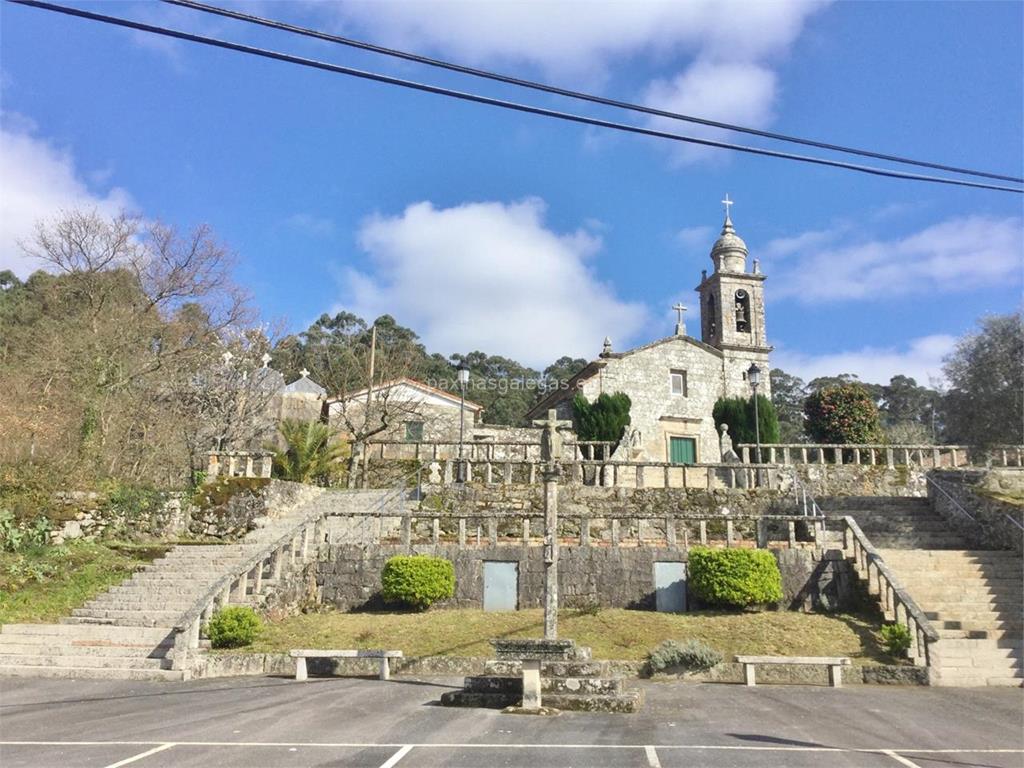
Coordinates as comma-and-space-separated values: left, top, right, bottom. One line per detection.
787, 467, 824, 517
926, 473, 1024, 532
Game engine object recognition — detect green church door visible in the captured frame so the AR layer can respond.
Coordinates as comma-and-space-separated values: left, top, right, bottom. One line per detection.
669, 437, 696, 465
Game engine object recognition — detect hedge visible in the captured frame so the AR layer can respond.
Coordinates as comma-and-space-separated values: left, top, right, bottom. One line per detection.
688, 548, 783, 609
381, 555, 455, 611
206, 606, 262, 648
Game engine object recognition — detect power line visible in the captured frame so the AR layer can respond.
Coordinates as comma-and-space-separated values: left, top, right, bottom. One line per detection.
9, 0, 1023, 195
162, 0, 1024, 186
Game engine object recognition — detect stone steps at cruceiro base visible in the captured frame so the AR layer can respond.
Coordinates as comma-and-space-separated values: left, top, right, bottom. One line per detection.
438, 689, 643, 713
0, 495, 330, 681
443, 639, 643, 712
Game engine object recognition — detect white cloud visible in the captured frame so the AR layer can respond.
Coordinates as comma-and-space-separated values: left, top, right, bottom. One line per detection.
338, 198, 648, 367
312, 1, 828, 165
766, 215, 1024, 302
676, 225, 714, 250
774, 334, 957, 386
323, 0, 825, 80
643, 61, 777, 164
0, 116, 132, 277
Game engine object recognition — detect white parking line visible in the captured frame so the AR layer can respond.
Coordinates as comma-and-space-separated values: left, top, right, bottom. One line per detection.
101, 743, 175, 768
379, 744, 412, 768
881, 751, 923, 768
644, 745, 662, 767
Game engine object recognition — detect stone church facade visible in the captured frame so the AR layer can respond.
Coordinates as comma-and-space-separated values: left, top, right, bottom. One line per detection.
526, 207, 771, 464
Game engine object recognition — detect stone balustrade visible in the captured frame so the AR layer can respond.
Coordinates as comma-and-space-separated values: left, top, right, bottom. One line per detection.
736, 443, 1024, 469
414, 458, 778, 491
206, 450, 274, 479
325, 508, 826, 552
170, 508, 327, 673
366, 439, 618, 463
842, 516, 938, 668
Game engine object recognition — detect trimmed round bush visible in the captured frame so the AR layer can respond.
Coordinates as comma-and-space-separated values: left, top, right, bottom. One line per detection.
206, 606, 262, 648
647, 639, 723, 674
688, 548, 783, 609
381, 554, 455, 611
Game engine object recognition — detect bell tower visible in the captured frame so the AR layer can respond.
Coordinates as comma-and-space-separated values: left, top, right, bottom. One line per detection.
695, 196, 770, 354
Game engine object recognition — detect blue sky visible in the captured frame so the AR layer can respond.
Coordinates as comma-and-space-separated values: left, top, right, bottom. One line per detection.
2, 0, 1021, 385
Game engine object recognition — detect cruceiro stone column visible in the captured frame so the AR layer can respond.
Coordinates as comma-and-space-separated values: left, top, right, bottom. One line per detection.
543, 464, 560, 640
531, 408, 572, 641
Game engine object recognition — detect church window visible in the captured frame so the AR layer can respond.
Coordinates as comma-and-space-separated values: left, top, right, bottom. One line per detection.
405, 421, 424, 442
670, 370, 688, 396
734, 289, 750, 333
707, 295, 717, 336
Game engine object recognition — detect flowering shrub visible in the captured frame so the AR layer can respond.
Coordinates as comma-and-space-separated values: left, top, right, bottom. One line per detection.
804, 384, 884, 444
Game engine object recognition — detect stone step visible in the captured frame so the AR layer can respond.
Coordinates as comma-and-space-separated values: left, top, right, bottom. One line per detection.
937, 628, 1018, 640
461, 675, 624, 695
932, 670, 1023, 687
933, 638, 1023, 651
61, 616, 179, 628
932, 653, 1023, 668
0, 653, 170, 670
84, 598, 198, 609
920, 599, 1023, 612
0, 664, 184, 681
0, 624, 175, 643
542, 691, 643, 713
0, 642, 169, 657
484, 659, 611, 677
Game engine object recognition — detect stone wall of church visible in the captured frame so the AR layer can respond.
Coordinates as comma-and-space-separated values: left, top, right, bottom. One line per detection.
578, 337, 725, 463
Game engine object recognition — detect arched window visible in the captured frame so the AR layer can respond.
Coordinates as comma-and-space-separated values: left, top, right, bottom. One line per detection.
706, 294, 717, 337
734, 289, 750, 333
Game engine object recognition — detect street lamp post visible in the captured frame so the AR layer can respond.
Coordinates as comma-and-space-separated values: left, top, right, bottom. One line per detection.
748, 363, 762, 485
456, 361, 470, 483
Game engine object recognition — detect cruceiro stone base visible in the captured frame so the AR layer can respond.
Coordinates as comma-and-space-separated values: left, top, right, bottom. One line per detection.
440, 639, 645, 713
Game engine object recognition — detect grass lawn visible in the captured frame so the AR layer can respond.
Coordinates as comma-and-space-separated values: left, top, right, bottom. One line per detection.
252, 608, 892, 664
0, 541, 166, 625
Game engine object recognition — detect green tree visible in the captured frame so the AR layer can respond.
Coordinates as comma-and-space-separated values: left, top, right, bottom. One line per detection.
804, 383, 884, 444
942, 313, 1023, 446
572, 392, 631, 443
712, 395, 779, 448
272, 420, 344, 485
769, 368, 807, 442
879, 375, 942, 443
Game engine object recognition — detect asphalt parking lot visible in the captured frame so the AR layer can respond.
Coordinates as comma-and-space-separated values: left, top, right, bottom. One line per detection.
1, 675, 1021, 768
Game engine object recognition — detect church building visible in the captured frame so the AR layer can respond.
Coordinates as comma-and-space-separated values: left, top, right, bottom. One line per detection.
525, 200, 771, 464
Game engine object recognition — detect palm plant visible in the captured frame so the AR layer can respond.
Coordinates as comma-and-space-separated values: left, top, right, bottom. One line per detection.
272, 420, 344, 485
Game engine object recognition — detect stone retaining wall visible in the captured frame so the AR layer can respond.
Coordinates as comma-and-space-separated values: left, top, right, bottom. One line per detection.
928, 470, 1024, 554
189, 651, 925, 685
316, 542, 855, 613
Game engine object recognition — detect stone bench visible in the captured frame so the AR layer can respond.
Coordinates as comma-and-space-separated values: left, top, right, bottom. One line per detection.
734, 655, 852, 687
290, 649, 403, 682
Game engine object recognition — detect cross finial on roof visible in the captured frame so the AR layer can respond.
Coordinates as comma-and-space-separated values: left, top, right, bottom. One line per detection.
221, 350, 234, 365
261, 352, 272, 368
672, 302, 687, 336
299, 368, 310, 378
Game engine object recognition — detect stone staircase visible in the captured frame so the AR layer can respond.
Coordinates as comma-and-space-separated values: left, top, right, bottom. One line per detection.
879, 550, 1023, 687
0, 489, 367, 681
828, 496, 1022, 687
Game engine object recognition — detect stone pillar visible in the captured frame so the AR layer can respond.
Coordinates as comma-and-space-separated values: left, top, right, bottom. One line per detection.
543, 468, 559, 640
522, 659, 542, 710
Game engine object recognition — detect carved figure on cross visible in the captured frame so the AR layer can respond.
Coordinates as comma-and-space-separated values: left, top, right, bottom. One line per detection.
532, 408, 573, 468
